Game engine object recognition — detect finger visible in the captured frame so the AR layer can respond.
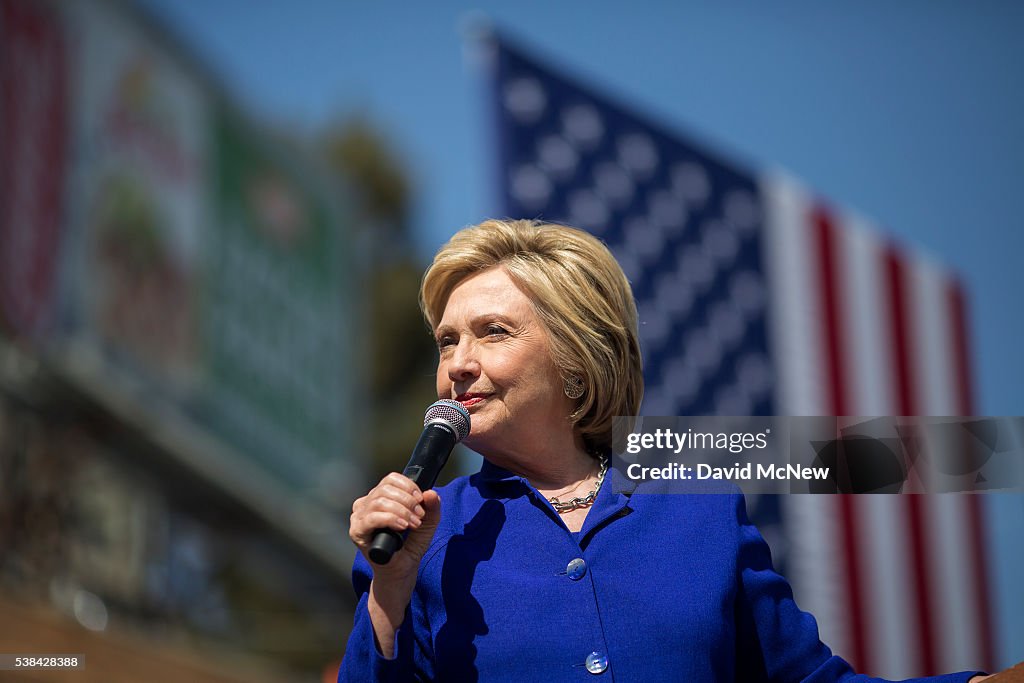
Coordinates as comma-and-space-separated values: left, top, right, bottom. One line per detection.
363, 497, 423, 525
349, 511, 405, 546
374, 484, 424, 512
351, 510, 412, 541
376, 473, 424, 499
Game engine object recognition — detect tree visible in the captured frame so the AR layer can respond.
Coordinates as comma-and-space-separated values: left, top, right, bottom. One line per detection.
321, 118, 440, 480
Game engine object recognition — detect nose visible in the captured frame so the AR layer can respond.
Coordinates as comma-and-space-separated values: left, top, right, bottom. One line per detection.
446, 337, 481, 384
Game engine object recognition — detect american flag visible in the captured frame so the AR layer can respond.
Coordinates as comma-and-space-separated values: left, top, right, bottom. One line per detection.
485, 33, 995, 677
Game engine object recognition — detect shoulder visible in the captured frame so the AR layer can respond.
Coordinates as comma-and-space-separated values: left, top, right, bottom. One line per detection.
613, 467, 746, 517
618, 476, 751, 553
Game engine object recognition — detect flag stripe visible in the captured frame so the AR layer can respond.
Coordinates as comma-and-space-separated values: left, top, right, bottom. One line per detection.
814, 207, 850, 417
885, 247, 939, 674
838, 216, 916, 678
812, 206, 871, 672
950, 278, 998, 672
949, 280, 974, 416
763, 173, 824, 415
928, 494, 980, 670
905, 498, 938, 674
861, 497, 919, 677
967, 498, 996, 671
837, 496, 869, 670
765, 173, 850, 659
910, 258, 983, 672
885, 248, 919, 417
843, 213, 895, 416
910, 256, 957, 415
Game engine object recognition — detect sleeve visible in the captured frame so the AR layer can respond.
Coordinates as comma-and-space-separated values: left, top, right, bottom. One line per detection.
337, 553, 435, 683
731, 493, 986, 683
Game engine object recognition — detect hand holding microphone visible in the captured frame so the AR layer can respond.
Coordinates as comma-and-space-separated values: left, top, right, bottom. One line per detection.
349, 399, 471, 571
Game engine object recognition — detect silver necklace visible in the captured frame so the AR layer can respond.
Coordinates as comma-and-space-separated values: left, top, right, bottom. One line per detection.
548, 455, 608, 514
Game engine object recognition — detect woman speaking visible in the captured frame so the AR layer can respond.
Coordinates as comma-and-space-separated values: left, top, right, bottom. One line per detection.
339, 219, 993, 682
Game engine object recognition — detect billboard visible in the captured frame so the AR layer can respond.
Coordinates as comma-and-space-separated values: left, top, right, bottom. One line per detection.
1, 0, 361, 510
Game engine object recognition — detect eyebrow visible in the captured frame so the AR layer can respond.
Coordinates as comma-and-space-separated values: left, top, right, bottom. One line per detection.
434, 313, 516, 338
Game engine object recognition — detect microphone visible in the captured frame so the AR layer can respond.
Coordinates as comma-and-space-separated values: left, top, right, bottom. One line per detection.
368, 399, 471, 565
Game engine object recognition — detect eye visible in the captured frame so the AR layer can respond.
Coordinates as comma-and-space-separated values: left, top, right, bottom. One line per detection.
436, 335, 456, 350
485, 324, 508, 336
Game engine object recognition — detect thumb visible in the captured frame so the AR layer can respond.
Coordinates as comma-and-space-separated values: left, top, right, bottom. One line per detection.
420, 490, 442, 529
401, 490, 442, 559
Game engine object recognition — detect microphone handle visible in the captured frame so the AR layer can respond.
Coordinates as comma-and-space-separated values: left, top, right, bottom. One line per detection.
368, 423, 457, 565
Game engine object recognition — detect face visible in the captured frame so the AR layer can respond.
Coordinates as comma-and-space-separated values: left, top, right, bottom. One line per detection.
434, 266, 576, 456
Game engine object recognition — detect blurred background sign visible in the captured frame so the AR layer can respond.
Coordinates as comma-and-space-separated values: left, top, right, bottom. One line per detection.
1, 0, 366, 680
62, 0, 211, 392
62, 0, 357, 500
197, 105, 351, 493
0, 0, 69, 337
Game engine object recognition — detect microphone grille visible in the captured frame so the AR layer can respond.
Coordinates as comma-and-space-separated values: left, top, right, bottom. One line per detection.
424, 399, 471, 442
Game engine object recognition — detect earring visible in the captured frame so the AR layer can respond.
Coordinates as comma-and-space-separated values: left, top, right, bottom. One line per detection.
563, 374, 585, 400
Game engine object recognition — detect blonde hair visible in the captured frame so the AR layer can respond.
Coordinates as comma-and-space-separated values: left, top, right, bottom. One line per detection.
421, 219, 643, 453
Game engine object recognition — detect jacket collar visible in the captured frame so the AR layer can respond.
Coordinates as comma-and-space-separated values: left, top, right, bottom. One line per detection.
475, 452, 638, 496
477, 458, 521, 484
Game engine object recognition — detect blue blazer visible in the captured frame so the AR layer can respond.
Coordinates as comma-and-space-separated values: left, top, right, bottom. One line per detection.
339, 462, 983, 682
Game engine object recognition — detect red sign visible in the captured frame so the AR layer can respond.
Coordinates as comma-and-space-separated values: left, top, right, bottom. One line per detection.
0, 0, 69, 337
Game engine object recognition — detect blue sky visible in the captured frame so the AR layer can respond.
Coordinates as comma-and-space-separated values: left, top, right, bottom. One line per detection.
136, 0, 1024, 417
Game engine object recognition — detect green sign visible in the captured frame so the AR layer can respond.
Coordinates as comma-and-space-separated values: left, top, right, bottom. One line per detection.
197, 107, 355, 491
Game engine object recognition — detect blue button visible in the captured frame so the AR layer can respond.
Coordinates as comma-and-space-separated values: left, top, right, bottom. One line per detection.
585, 651, 608, 674
566, 558, 587, 580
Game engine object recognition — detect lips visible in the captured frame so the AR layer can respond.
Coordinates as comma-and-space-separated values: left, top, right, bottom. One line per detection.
455, 392, 491, 408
